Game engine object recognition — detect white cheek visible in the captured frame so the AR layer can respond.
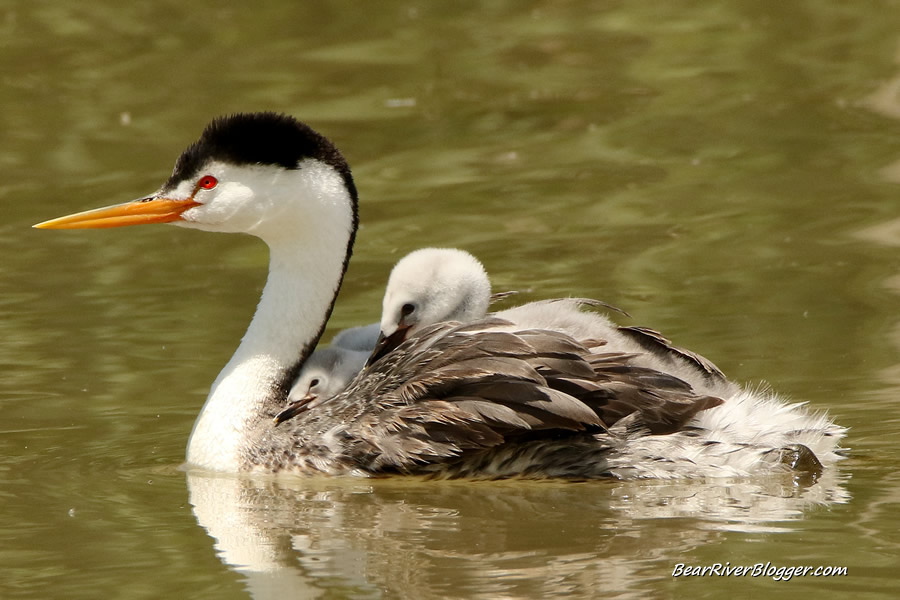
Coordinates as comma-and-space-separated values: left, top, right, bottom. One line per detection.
184, 183, 256, 228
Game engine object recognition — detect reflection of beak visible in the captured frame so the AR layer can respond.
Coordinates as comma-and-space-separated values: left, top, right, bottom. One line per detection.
273, 393, 318, 426
365, 325, 411, 367
33, 196, 201, 229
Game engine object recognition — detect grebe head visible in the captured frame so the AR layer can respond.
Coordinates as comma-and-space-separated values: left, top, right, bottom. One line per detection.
289, 346, 368, 404
34, 112, 358, 244
380, 248, 491, 338
369, 248, 491, 363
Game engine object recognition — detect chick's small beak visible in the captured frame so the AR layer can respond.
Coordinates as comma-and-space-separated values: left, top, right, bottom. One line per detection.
33, 196, 201, 230
365, 325, 412, 367
273, 393, 318, 426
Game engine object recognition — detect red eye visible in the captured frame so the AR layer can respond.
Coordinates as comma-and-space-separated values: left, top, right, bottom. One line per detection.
198, 175, 218, 190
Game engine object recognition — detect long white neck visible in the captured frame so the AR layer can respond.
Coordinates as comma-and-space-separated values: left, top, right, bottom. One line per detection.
184, 162, 355, 471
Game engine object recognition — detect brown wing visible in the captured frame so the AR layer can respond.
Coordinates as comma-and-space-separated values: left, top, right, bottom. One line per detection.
275, 319, 722, 475
617, 325, 727, 382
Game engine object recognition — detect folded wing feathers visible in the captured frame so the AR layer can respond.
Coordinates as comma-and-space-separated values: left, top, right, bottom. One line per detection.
292, 319, 725, 472
617, 325, 727, 381
363, 400, 506, 470
451, 397, 534, 429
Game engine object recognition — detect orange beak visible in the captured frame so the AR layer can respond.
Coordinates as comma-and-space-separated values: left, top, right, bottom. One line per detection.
33, 196, 201, 230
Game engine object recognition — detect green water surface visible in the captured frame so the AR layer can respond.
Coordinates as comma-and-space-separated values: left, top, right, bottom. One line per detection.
2, 1, 899, 598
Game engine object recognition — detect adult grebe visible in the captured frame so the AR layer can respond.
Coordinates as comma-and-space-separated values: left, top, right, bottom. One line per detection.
34, 112, 845, 478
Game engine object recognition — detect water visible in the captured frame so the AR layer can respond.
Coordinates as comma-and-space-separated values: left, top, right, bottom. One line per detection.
2, 1, 899, 597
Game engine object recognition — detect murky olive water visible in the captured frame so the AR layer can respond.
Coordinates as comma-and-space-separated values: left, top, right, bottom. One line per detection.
2, 1, 900, 598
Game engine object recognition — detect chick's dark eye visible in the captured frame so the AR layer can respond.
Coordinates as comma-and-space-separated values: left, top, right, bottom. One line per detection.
198, 175, 218, 190
401, 303, 415, 317
309, 378, 320, 388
